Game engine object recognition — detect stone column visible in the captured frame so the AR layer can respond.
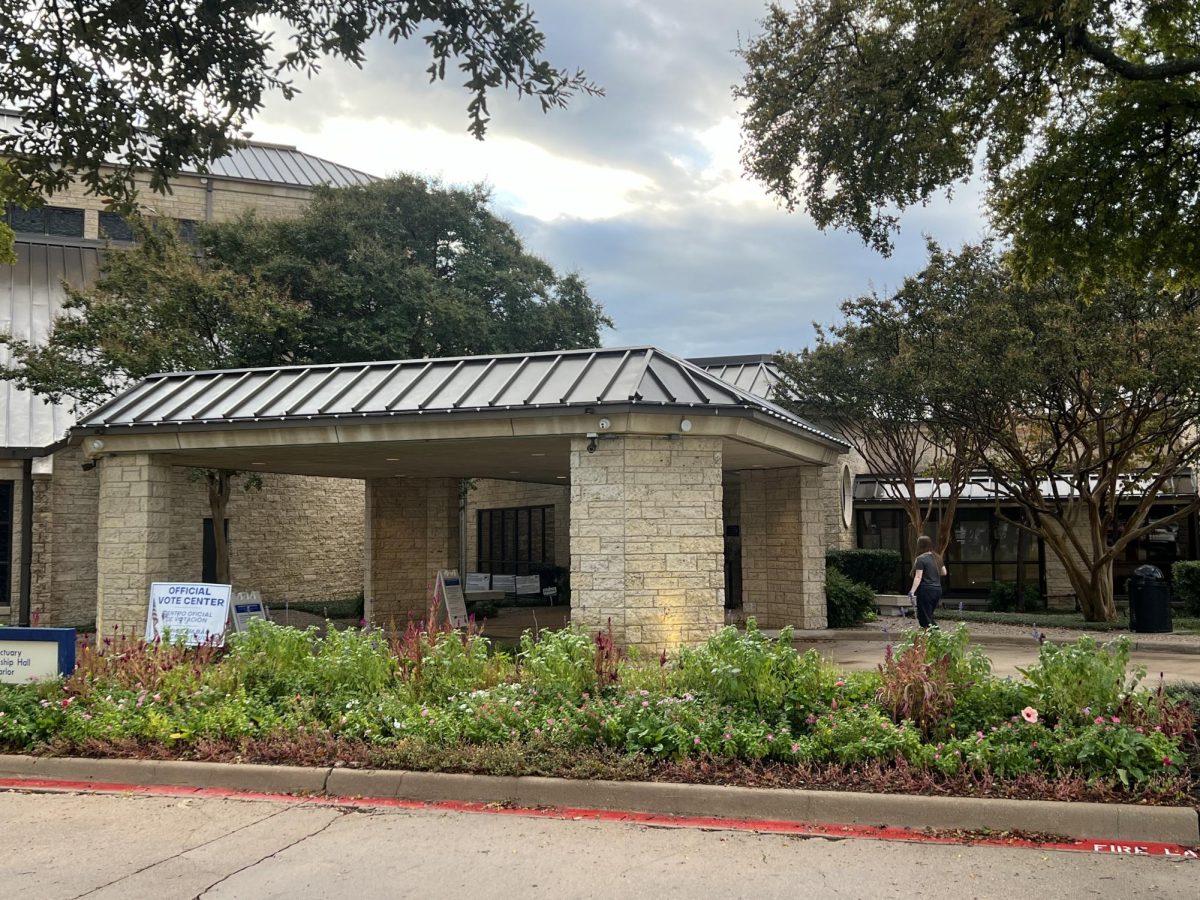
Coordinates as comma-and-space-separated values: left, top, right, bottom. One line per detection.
365, 477, 459, 625
740, 466, 827, 629
96, 453, 173, 639
570, 435, 724, 652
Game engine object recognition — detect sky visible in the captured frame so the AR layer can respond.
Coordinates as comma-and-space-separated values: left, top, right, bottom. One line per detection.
250, 0, 990, 358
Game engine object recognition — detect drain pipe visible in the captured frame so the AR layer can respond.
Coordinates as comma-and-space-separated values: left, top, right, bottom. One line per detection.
17, 458, 32, 627
458, 479, 469, 577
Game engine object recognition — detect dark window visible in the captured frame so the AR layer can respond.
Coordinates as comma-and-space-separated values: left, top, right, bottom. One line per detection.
176, 218, 199, 243
99, 211, 136, 242
4, 204, 84, 238
0, 482, 12, 605
476, 505, 554, 577
202, 518, 230, 583
1114, 505, 1197, 595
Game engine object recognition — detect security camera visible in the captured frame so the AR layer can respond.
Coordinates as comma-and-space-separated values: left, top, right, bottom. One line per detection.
586, 432, 599, 453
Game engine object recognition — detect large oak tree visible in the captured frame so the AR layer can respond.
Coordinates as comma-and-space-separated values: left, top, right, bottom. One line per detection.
737, 1, 1200, 285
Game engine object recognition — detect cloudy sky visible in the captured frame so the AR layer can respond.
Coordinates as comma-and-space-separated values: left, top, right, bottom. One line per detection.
251, 0, 989, 357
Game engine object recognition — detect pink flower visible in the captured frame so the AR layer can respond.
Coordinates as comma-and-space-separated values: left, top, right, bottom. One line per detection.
693, 736, 701, 745
1021, 707, 1038, 724
766, 734, 775, 742
1163, 756, 1173, 767
834, 680, 845, 688
420, 708, 430, 717
641, 701, 649, 708
805, 715, 817, 725
831, 699, 838, 711
1110, 716, 1120, 724
790, 743, 800, 753
722, 732, 732, 741
1094, 716, 1105, 725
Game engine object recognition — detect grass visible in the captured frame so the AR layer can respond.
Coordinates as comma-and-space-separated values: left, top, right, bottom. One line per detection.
938, 609, 1200, 634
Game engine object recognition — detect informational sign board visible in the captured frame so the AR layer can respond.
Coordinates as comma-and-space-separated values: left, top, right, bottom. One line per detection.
231, 590, 270, 633
0, 628, 76, 684
146, 582, 232, 646
542, 586, 558, 603
435, 570, 470, 628
515, 575, 541, 596
466, 572, 492, 593
491, 574, 517, 594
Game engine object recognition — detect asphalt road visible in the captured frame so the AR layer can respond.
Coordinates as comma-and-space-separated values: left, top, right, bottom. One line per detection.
0, 791, 1194, 899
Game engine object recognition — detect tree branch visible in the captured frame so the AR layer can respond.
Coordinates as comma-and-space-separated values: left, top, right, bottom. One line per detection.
1067, 25, 1200, 81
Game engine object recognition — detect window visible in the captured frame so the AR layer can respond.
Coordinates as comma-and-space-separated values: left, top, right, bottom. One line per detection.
476, 505, 554, 577
0, 482, 12, 605
4, 204, 84, 238
99, 211, 135, 242
202, 518, 230, 583
840, 466, 854, 528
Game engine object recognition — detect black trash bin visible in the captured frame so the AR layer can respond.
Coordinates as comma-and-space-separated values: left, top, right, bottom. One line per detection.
1128, 565, 1173, 633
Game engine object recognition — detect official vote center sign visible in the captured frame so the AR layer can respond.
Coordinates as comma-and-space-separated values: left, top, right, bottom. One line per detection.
146, 583, 233, 645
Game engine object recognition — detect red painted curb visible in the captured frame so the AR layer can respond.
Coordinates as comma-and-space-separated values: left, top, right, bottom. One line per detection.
1, 776, 1197, 859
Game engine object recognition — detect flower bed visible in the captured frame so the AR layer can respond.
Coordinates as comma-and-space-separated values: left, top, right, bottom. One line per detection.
0, 619, 1195, 805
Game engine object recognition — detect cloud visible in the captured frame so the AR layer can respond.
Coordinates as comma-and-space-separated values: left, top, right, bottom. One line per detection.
249, 0, 990, 355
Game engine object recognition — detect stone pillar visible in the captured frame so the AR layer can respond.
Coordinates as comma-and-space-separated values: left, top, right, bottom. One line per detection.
365, 477, 459, 625
570, 435, 724, 651
96, 453, 173, 639
740, 466, 827, 629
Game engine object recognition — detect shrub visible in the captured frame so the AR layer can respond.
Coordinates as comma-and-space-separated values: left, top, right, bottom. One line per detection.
826, 549, 902, 592
518, 626, 597, 699
949, 678, 1033, 733
894, 624, 991, 684
825, 568, 876, 628
875, 632, 968, 739
1018, 635, 1143, 725
1172, 560, 1200, 616
987, 581, 1044, 612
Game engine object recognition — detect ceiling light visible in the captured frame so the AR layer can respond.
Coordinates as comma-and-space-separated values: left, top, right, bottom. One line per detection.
531, 452, 546, 457
680, 418, 693, 433
385, 457, 400, 461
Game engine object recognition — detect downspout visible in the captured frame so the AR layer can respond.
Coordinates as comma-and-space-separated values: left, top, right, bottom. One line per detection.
458, 479, 468, 577
18, 458, 32, 626
203, 176, 214, 224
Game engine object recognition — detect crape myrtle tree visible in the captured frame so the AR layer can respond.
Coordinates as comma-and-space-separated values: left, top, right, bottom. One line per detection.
773, 247, 987, 559
203, 175, 611, 360
737, 1, 1200, 287
0, 0, 601, 259
1, 177, 610, 582
910, 244, 1200, 622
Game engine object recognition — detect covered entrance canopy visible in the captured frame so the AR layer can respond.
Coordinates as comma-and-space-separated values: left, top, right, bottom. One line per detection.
73, 347, 847, 648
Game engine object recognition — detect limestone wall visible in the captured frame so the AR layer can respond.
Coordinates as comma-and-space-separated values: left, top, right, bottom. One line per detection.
569, 435, 725, 650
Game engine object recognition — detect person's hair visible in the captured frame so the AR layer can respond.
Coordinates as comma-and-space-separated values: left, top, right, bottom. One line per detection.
915, 535, 934, 554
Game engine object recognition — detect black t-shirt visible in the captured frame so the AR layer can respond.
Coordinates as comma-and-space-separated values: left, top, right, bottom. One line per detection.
912, 552, 942, 589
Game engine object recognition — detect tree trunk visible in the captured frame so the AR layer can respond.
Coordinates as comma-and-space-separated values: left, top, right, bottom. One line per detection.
207, 470, 233, 585
1070, 558, 1117, 623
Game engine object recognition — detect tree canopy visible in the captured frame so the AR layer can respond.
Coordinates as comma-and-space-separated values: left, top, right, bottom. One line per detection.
204, 175, 611, 362
820, 242, 1200, 621
0, 1, 599, 222
737, 0, 1200, 285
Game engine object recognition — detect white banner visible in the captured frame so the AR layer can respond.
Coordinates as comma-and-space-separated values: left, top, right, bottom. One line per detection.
146, 582, 232, 646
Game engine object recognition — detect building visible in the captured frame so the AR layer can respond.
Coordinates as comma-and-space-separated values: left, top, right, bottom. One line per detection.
1, 117, 372, 626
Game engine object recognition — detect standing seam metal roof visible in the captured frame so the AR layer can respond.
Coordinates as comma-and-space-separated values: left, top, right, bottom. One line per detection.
75, 347, 847, 448
692, 354, 782, 400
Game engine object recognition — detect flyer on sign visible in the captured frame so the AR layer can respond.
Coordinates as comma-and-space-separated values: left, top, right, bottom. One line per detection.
435, 570, 470, 628
146, 582, 233, 645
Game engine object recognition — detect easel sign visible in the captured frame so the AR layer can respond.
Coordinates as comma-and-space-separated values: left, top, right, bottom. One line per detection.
231, 590, 270, 633
146, 582, 232, 646
434, 570, 471, 628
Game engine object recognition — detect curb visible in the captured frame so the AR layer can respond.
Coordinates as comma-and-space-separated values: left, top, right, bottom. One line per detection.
784, 629, 1200, 655
0, 754, 1194, 847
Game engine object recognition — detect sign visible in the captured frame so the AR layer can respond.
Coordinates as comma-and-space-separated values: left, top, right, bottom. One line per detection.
146, 582, 232, 646
542, 586, 558, 605
435, 570, 470, 628
515, 575, 541, 596
466, 572, 492, 593
492, 574, 517, 594
0, 629, 76, 684
231, 590, 270, 633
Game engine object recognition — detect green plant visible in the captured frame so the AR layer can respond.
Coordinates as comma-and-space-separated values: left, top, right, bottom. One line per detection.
875, 633, 965, 739
825, 568, 876, 628
1172, 561, 1200, 616
987, 581, 1044, 613
518, 626, 597, 699
1018, 635, 1144, 725
949, 678, 1032, 734
893, 624, 991, 685
826, 549, 902, 593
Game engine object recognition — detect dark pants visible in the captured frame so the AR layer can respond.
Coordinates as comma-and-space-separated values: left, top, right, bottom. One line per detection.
916, 584, 942, 628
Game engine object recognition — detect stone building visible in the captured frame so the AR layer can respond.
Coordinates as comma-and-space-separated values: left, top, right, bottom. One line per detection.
1, 118, 372, 626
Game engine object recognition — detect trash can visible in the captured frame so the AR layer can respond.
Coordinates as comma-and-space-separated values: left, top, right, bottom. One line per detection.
1128, 564, 1173, 633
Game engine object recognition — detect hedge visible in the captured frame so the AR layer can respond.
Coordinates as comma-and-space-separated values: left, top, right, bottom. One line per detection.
826, 548, 903, 593
1173, 560, 1200, 616
825, 568, 876, 628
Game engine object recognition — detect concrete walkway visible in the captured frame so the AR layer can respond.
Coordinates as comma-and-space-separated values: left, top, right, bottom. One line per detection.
0, 791, 1194, 899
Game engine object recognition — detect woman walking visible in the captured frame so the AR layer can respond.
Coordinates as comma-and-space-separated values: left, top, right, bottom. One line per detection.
907, 535, 946, 628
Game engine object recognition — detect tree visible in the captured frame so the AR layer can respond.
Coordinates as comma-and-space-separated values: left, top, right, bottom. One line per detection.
736, 1, 1200, 285
0, 222, 304, 584
909, 245, 1200, 622
0, 0, 600, 253
773, 249, 986, 559
203, 175, 611, 361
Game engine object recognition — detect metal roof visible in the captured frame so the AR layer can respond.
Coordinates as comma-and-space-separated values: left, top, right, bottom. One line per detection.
854, 473, 1199, 503
1, 238, 101, 449
75, 347, 848, 448
692, 354, 782, 400
0, 110, 376, 190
